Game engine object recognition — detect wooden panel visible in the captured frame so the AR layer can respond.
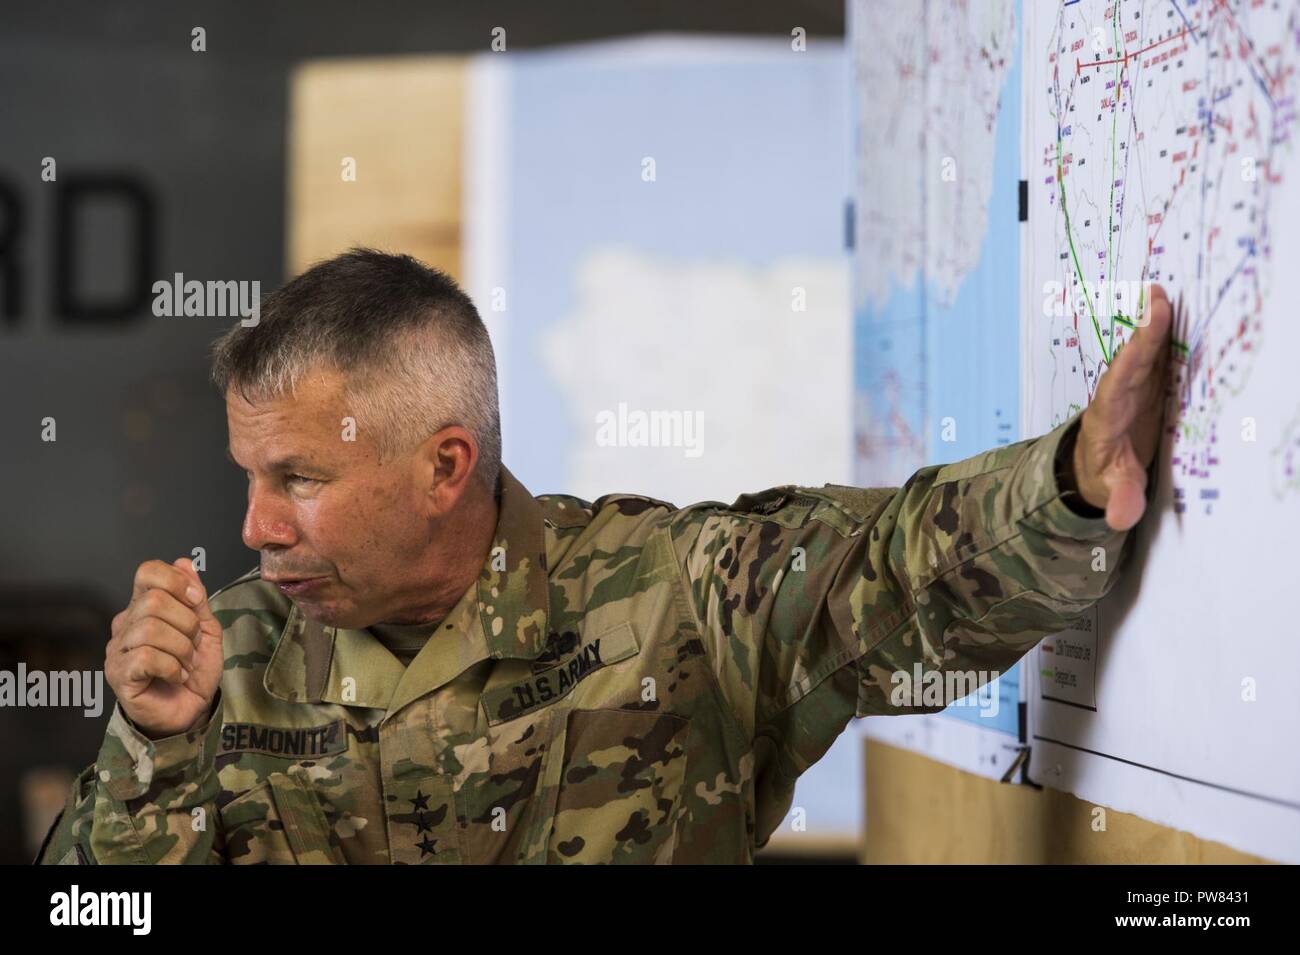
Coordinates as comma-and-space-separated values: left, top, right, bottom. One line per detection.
287, 56, 466, 279
864, 739, 1274, 864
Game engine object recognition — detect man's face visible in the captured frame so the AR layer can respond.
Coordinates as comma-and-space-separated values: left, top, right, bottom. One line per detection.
225, 369, 434, 629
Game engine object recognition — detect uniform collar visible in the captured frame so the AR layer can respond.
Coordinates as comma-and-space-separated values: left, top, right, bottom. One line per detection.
263, 465, 552, 713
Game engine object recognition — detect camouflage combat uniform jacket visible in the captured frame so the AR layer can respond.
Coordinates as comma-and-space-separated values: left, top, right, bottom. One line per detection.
38, 410, 1141, 864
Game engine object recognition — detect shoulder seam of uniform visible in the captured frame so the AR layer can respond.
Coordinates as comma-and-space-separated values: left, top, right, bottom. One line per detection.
536, 493, 597, 529
656, 522, 757, 740
674, 488, 853, 532
591, 491, 679, 511
748, 486, 894, 532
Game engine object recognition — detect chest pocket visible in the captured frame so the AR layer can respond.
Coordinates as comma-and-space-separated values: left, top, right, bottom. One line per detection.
469, 620, 693, 864
463, 622, 639, 862
537, 621, 692, 863
548, 708, 691, 864
456, 702, 562, 864
218, 772, 343, 864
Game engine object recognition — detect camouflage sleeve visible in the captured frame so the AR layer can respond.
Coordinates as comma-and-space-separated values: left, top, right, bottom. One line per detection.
37, 691, 227, 864
668, 410, 1152, 825
32, 765, 97, 865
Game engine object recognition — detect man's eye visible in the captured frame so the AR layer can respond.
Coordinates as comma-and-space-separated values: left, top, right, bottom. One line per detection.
287, 474, 319, 486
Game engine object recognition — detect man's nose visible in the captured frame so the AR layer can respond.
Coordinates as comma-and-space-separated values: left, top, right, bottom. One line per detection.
242, 484, 299, 551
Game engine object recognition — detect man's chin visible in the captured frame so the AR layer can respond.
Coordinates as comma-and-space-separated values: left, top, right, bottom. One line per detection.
291, 599, 359, 629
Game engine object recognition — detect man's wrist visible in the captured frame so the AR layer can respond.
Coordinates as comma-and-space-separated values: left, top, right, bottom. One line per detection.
1056, 417, 1107, 518
122, 692, 220, 742
98, 694, 223, 802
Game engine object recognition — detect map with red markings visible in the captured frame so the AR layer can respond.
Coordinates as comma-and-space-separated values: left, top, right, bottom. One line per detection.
1022, 0, 1300, 862
1024, 0, 1300, 511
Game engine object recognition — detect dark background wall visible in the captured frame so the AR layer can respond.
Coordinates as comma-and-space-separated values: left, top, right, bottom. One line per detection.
0, 0, 843, 864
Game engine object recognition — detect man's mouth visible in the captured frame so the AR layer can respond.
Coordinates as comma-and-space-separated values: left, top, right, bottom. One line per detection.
266, 576, 328, 597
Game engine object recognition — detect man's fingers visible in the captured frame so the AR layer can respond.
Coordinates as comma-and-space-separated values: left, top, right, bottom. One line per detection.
1119, 284, 1174, 381
1145, 282, 1169, 312
132, 559, 200, 606
1105, 469, 1149, 532
120, 645, 190, 689
122, 587, 201, 641
173, 557, 219, 624
118, 618, 197, 670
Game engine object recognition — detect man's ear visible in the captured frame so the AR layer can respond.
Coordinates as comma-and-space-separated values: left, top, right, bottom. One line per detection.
421, 425, 479, 514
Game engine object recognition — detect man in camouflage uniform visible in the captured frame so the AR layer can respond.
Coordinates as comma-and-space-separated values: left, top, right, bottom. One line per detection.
36, 250, 1172, 864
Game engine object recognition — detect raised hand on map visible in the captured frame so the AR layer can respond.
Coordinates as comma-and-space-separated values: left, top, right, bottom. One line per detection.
1072, 283, 1175, 532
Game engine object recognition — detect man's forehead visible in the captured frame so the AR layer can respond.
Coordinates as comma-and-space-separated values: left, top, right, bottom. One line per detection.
226, 375, 348, 430
224, 442, 314, 471
225, 376, 352, 462
225, 368, 347, 412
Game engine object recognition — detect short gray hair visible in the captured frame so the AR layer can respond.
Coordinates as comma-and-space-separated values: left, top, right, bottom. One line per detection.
210, 248, 501, 490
